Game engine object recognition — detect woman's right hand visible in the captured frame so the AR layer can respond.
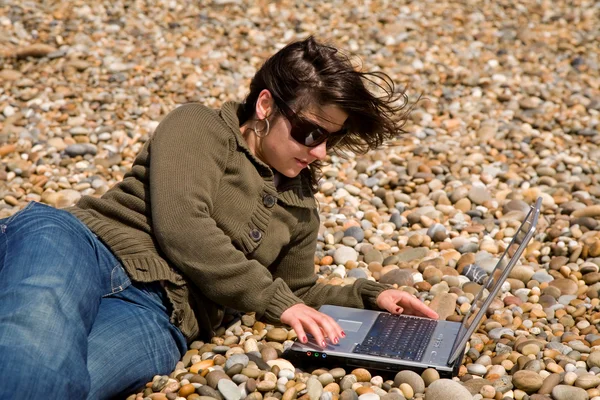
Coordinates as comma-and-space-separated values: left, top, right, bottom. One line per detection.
280, 303, 345, 348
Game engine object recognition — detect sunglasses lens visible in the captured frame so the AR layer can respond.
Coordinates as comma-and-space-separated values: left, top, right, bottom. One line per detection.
302, 129, 326, 147
284, 108, 345, 148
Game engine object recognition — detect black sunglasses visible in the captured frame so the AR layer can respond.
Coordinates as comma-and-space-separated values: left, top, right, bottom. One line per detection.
273, 97, 346, 148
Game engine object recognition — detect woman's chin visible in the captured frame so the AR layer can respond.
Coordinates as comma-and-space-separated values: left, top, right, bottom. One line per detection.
278, 167, 303, 179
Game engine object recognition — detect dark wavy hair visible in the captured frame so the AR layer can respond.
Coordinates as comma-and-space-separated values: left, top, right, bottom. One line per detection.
238, 36, 413, 190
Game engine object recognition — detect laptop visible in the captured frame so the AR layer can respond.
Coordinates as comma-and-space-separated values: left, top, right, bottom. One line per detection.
284, 197, 542, 378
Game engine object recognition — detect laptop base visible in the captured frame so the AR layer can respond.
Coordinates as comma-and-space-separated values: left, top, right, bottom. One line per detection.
283, 346, 462, 379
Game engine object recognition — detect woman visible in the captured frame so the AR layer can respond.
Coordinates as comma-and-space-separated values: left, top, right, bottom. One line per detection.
0, 36, 437, 399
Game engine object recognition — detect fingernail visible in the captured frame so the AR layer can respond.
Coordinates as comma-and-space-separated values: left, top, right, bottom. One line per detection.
341, 331, 346, 338
302, 336, 308, 343
321, 340, 326, 347
333, 337, 339, 344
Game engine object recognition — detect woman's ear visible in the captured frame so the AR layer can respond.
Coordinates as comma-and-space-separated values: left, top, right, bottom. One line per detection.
255, 89, 274, 119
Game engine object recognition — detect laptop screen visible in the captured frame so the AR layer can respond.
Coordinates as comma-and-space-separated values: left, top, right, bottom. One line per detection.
448, 197, 542, 363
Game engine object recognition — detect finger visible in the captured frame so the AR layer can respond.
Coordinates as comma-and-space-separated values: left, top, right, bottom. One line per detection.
404, 295, 439, 319
304, 317, 327, 348
288, 318, 308, 343
316, 311, 343, 345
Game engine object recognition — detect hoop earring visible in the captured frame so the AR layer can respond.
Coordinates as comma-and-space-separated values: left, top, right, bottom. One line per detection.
253, 118, 270, 138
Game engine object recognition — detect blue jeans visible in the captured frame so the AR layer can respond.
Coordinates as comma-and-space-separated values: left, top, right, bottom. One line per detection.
0, 202, 187, 399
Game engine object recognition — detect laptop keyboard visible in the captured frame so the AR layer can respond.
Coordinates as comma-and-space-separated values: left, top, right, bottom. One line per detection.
352, 313, 437, 362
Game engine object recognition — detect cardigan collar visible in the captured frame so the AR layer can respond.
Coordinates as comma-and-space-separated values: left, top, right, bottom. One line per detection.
219, 101, 316, 210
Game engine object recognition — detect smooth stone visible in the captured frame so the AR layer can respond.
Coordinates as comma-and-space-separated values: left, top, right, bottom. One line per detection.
574, 374, 600, 389
218, 379, 242, 400
532, 271, 554, 283
340, 375, 357, 391
307, 377, 324, 400
344, 226, 365, 242
551, 385, 590, 400
427, 223, 447, 241
334, 246, 359, 265
381, 393, 405, 400
466, 364, 487, 376
213, 346, 231, 354
318, 373, 335, 386
539, 373, 561, 395
340, 389, 359, 400
207, 371, 232, 389
468, 187, 492, 205
379, 269, 414, 286
348, 268, 368, 279
364, 249, 383, 264
488, 328, 514, 340
357, 394, 380, 400
266, 328, 288, 343
65, 143, 97, 157
226, 354, 250, 370
231, 373, 247, 384
227, 364, 244, 377
152, 375, 169, 391
266, 359, 294, 372
425, 379, 473, 400
246, 353, 271, 370
462, 378, 493, 395
260, 347, 278, 362
330, 368, 346, 380
587, 352, 600, 368
396, 247, 429, 263
421, 368, 440, 387
197, 385, 223, 400
512, 370, 544, 394
352, 368, 372, 382
428, 292, 457, 321
549, 279, 578, 295
394, 370, 425, 394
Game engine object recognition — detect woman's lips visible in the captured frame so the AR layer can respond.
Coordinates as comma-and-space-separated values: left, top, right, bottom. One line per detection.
295, 158, 309, 168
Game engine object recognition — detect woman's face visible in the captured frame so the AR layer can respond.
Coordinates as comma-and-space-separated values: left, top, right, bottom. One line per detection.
247, 90, 348, 178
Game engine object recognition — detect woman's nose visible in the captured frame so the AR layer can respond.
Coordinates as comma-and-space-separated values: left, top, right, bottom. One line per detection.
308, 141, 328, 161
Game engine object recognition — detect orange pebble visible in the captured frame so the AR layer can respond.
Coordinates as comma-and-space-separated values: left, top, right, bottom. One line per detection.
179, 384, 195, 397
189, 359, 214, 374
355, 387, 374, 395
321, 256, 333, 266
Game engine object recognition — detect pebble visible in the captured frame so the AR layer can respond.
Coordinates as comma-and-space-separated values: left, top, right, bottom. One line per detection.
218, 379, 241, 400
334, 246, 358, 265
512, 370, 544, 394
428, 292, 457, 321
551, 385, 590, 400
394, 371, 425, 394
421, 369, 439, 387
307, 377, 324, 400
425, 379, 473, 400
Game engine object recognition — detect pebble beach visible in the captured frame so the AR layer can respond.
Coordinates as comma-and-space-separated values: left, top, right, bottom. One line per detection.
1, 0, 600, 399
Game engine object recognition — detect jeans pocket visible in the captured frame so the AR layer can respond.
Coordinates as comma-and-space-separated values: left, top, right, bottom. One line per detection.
103, 264, 132, 297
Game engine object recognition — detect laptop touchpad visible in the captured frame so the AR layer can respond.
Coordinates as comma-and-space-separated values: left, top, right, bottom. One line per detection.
338, 319, 362, 332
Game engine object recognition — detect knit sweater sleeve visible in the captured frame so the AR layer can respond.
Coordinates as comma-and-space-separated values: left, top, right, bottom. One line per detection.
149, 104, 304, 323
274, 207, 390, 310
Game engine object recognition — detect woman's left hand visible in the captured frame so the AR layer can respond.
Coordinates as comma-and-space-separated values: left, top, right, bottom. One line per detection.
376, 289, 439, 319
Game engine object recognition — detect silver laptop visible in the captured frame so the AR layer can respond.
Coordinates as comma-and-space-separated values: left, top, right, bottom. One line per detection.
284, 197, 542, 377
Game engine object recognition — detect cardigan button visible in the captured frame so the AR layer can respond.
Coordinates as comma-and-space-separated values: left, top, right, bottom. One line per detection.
263, 194, 276, 208
250, 228, 262, 242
